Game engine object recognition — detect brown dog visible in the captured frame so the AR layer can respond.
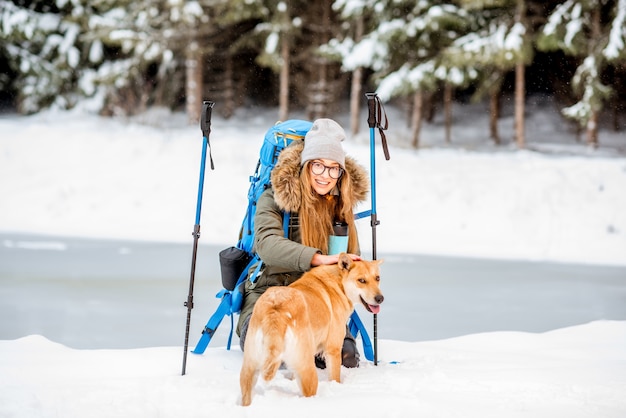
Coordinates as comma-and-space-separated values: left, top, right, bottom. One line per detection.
240, 253, 384, 406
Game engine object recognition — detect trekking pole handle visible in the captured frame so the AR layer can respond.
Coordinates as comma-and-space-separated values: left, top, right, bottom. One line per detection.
200, 100, 216, 171
366, 93, 377, 129
201, 101, 215, 138
365, 93, 390, 161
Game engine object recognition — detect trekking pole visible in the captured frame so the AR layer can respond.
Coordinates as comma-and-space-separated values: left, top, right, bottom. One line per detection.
365, 93, 390, 366
182, 100, 215, 376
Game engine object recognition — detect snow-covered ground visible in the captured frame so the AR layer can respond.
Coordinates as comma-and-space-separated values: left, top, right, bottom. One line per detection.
1, 98, 625, 415
1, 323, 624, 417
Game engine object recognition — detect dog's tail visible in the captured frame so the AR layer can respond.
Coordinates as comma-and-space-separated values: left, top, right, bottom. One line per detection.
260, 307, 289, 382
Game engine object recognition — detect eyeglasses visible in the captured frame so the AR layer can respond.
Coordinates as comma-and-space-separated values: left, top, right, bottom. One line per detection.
310, 161, 344, 179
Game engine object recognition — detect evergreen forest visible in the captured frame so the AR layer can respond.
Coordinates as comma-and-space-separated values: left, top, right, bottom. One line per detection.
1, 0, 625, 147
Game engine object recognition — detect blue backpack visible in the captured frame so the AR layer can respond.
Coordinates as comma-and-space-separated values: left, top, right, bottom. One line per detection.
192, 120, 374, 361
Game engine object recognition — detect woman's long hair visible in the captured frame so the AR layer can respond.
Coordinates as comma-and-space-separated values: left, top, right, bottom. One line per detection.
298, 162, 359, 254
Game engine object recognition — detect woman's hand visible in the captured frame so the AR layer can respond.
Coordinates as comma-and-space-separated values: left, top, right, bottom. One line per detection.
311, 253, 361, 266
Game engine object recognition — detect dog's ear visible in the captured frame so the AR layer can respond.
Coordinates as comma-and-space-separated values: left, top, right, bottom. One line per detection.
375, 258, 384, 266
338, 253, 353, 271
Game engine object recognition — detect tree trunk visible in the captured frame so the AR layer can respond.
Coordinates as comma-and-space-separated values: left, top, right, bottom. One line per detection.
410, 90, 424, 148
514, 61, 525, 148
514, 0, 526, 148
277, 3, 292, 122
221, 55, 235, 119
587, 110, 599, 148
613, 95, 621, 132
185, 40, 202, 124
444, 84, 452, 144
424, 92, 436, 122
278, 33, 290, 122
349, 16, 364, 135
586, 6, 601, 148
305, 0, 336, 120
350, 67, 363, 135
489, 90, 501, 145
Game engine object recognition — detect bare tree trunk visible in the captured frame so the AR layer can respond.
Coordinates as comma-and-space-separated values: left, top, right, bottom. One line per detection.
424, 92, 436, 122
304, 0, 337, 120
278, 33, 290, 122
278, 4, 292, 122
222, 55, 235, 119
350, 16, 364, 135
315, 0, 331, 120
489, 90, 501, 145
514, 61, 525, 148
612, 94, 620, 132
350, 67, 363, 135
514, 0, 526, 148
586, 6, 601, 148
444, 84, 452, 144
410, 90, 424, 148
153, 61, 167, 107
405, 96, 412, 127
185, 40, 202, 123
587, 111, 599, 148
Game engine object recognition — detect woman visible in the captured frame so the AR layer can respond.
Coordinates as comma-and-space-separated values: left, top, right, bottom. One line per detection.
237, 118, 369, 368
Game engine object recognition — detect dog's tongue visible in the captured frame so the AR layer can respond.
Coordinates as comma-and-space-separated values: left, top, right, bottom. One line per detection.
368, 304, 380, 314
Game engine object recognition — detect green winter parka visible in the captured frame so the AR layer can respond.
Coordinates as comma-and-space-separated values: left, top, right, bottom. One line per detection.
236, 140, 369, 336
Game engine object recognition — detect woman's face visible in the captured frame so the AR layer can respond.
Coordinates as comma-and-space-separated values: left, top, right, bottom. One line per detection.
308, 159, 342, 195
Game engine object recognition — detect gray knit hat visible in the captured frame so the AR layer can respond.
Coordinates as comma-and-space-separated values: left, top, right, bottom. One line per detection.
300, 118, 346, 168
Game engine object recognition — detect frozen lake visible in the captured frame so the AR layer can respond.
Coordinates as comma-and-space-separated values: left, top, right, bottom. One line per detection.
1, 233, 625, 350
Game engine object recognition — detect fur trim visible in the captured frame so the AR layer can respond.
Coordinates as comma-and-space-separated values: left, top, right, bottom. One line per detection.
271, 141, 369, 213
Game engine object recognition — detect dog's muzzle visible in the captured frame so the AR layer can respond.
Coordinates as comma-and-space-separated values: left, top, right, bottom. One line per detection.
360, 294, 384, 314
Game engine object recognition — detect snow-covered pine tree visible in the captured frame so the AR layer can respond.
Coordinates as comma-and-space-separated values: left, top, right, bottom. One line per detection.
85, 0, 210, 118
300, 0, 345, 120
1, 0, 217, 117
200, 0, 265, 119
537, 0, 625, 147
327, 0, 374, 134
1, 0, 87, 113
603, 0, 626, 131
243, 0, 345, 120
328, 0, 471, 147
246, 0, 301, 121
446, 0, 533, 146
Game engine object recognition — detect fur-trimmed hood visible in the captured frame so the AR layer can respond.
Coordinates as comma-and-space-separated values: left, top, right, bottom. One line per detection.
270, 141, 369, 213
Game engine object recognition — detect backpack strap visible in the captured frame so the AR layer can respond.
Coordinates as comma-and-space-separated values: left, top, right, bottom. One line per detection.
282, 211, 291, 238
192, 289, 233, 354
348, 311, 375, 362
249, 211, 290, 284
